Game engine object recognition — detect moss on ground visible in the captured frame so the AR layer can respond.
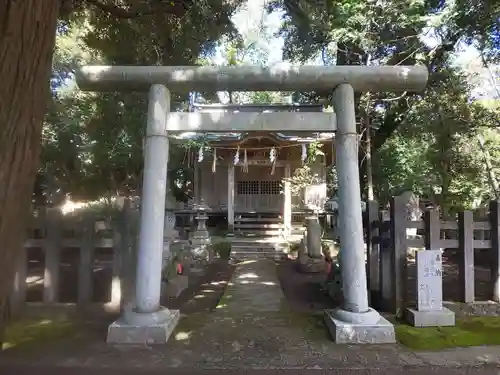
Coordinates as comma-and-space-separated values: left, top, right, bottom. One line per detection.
395, 316, 500, 350
3, 316, 79, 351
175, 313, 211, 332
284, 311, 329, 340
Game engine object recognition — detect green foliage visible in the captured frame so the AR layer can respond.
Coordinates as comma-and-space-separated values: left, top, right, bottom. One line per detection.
213, 241, 232, 260
373, 70, 498, 212
41, 0, 500, 217
40, 2, 244, 204
268, 0, 499, 213
287, 165, 323, 197
285, 141, 326, 198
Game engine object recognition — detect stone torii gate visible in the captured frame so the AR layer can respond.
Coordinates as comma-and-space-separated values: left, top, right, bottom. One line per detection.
76, 65, 428, 345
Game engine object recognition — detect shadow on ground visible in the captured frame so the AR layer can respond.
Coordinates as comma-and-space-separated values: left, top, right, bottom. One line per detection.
1, 260, 236, 355
276, 258, 337, 312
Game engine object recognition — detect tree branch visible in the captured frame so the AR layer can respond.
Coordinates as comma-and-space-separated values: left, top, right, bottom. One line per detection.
85, 0, 192, 19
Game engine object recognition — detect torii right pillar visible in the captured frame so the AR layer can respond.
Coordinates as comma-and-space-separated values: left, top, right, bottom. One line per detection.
324, 83, 396, 344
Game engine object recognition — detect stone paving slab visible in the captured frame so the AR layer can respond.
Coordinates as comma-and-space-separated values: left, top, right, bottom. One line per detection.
218, 259, 285, 314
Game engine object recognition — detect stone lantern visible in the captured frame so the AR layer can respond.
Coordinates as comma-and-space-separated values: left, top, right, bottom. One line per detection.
188, 199, 212, 274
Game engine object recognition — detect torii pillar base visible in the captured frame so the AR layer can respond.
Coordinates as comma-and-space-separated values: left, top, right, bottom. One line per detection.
324, 308, 395, 344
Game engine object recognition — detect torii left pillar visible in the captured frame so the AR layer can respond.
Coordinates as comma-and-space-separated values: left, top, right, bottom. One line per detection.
107, 84, 180, 344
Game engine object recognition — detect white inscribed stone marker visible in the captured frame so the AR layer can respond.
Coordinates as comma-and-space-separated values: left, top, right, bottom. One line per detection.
416, 249, 443, 311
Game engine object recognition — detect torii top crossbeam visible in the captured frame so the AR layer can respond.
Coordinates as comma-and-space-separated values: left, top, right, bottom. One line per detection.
76, 65, 428, 93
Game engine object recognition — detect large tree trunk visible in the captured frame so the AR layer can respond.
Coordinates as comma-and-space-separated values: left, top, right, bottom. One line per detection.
0, 1, 60, 346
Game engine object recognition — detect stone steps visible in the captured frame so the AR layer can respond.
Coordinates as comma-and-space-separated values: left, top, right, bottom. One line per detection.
230, 239, 288, 261
234, 214, 306, 237
234, 214, 283, 237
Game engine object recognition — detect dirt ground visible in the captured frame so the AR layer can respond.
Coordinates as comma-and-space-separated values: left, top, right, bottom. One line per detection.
276, 258, 337, 313
278, 251, 500, 317
162, 260, 237, 314
2, 260, 236, 356
5, 255, 500, 371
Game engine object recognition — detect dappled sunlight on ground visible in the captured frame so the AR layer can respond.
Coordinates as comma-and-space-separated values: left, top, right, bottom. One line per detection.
238, 272, 259, 279
3, 317, 80, 351
234, 264, 279, 286
0, 257, 403, 370
161, 261, 235, 315
174, 331, 191, 341
276, 258, 336, 312
191, 280, 231, 301
213, 259, 287, 314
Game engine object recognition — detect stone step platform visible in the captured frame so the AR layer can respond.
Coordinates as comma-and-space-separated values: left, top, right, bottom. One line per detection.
234, 213, 305, 237
235, 216, 282, 222
236, 229, 283, 237
229, 238, 288, 260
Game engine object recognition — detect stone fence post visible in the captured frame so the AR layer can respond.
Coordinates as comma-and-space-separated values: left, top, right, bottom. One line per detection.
43, 208, 62, 304
77, 213, 95, 306
458, 211, 474, 303
389, 195, 408, 316
117, 198, 138, 313
490, 201, 500, 302
366, 200, 380, 304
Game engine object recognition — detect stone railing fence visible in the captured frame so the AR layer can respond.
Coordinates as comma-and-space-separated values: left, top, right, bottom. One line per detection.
366, 195, 500, 315
8, 200, 142, 317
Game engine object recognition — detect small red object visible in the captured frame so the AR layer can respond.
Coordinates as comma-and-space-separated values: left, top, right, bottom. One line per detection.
176, 263, 183, 275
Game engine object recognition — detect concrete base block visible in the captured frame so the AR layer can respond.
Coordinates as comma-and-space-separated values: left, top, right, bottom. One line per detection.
299, 257, 326, 273
406, 307, 455, 327
324, 309, 396, 344
107, 308, 180, 345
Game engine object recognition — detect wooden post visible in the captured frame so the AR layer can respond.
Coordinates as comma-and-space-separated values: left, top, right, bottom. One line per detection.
424, 209, 440, 250
458, 211, 475, 303
366, 200, 380, 301
489, 201, 500, 302
194, 159, 200, 202
43, 208, 62, 303
10, 246, 27, 315
390, 195, 408, 316
283, 163, 292, 238
77, 214, 94, 305
227, 164, 235, 235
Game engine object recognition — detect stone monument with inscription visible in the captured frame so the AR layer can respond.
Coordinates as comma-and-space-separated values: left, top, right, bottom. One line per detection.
406, 249, 455, 327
